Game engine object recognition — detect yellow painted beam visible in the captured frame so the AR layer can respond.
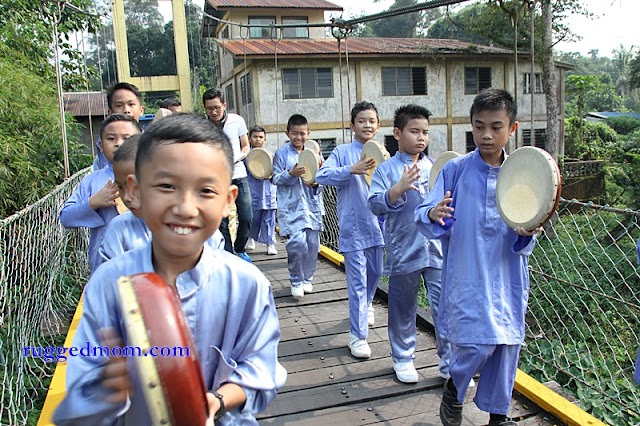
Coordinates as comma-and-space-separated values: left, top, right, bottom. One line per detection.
111, 0, 130, 82
171, 0, 194, 112
128, 76, 181, 93
514, 370, 605, 426
319, 245, 344, 267
37, 296, 84, 426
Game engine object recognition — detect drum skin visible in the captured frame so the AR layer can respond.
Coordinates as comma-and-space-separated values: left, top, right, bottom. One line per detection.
429, 151, 461, 190
361, 141, 386, 186
298, 149, 319, 185
117, 273, 209, 426
246, 148, 273, 179
496, 147, 562, 231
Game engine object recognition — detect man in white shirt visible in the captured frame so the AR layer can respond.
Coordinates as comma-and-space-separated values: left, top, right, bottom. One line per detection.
203, 88, 253, 262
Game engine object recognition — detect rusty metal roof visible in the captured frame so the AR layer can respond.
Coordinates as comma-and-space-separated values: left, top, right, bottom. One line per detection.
206, 0, 343, 10
63, 92, 108, 117
217, 38, 514, 57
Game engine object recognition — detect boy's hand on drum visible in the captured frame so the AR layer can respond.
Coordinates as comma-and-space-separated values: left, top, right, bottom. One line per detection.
90, 180, 119, 210
99, 328, 132, 403
514, 226, 543, 237
289, 163, 306, 178
350, 156, 376, 175
428, 191, 454, 226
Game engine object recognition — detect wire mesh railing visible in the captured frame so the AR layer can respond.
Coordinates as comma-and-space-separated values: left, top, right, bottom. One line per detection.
0, 168, 90, 426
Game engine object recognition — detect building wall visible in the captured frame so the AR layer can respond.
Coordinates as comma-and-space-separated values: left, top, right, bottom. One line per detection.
219, 9, 327, 39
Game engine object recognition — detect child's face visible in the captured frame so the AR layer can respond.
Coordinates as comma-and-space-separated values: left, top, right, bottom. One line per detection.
286, 125, 309, 151
250, 131, 266, 148
394, 118, 429, 156
99, 121, 140, 163
131, 143, 237, 268
471, 109, 518, 163
109, 89, 144, 121
351, 110, 379, 143
113, 160, 140, 216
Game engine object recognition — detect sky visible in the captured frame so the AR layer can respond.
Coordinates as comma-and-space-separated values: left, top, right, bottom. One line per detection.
161, 0, 639, 58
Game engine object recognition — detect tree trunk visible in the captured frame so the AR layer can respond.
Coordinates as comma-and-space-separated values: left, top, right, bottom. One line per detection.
541, 0, 559, 162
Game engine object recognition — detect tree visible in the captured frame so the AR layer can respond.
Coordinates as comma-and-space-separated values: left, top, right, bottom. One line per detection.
351, 0, 443, 38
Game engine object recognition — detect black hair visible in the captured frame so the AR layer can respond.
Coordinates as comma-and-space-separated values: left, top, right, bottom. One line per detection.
350, 101, 379, 124
202, 88, 224, 104
159, 98, 181, 109
470, 88, 517, 125
106, 82, 142, 110
113, 134, 141, 163
135, 113, 233, 179
249, 125, 266, 137
286, 114, 308, 132
99, 114, 143, 140
393, 104, 432, 130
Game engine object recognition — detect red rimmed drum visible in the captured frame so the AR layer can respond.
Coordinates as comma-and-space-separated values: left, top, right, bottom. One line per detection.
496, 146, 562, 231
117, 273, 209, 425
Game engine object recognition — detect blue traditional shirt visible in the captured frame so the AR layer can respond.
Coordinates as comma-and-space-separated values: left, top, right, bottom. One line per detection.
414, 149, 536, 345
246, 157, 277, 211
315, 140, 384, 252
53, 242, 287, 425
97, 212, 226, 266
59, 166, 118, 274
272, 143, 323, 236
368, 151, 443, 276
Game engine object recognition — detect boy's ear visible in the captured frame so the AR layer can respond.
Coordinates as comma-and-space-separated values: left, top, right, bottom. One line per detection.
127, 174, 141, 207
97, 139, 104, 152
224, 184, 239, 218
393, 127, 401, 141
509, 121, 519, 136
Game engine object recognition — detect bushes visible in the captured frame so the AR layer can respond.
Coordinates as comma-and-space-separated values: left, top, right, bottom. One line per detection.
606, 116, 640, 135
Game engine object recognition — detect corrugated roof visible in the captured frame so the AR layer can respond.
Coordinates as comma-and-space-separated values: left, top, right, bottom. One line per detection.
63, 92, 108, 117
217, 38, 514, 57
206, 0, 343, 10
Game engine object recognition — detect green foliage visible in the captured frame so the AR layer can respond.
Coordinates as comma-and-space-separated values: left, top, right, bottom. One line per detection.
0, 50, 90, 218
350, 0, 443, 38
606, 117, 640, 135
564, 116, 617, 160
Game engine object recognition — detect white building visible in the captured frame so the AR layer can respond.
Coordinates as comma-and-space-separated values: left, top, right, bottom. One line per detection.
203, 0, 568, 158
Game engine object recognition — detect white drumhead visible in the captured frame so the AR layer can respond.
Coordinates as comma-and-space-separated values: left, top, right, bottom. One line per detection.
496, 146, 561, 230
429, 151, 461, 190
246, 148, 273, 179
305, 139, 320, 155
152, 108, 173, 123
362, 141, 387, 186
298, 149, 319, 185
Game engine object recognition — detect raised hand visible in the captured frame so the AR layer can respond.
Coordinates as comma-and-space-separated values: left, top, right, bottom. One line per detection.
350, 155, 376, 175
428, 191, 455, 226
388, 164, 421, 205
289, 163, 307, 178
89, 179, 119, 210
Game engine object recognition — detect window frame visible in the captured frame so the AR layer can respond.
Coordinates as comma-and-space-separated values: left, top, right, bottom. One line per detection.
523, 72, 544, 94
224, 84, 235, 112
522, 128, 547, 149
464, 67, 492, 95
282, 67, 333, 100
240, 73, 253, 105
282, 16, 309, 39
248, 16, 276, 39
381, 67, 427, 96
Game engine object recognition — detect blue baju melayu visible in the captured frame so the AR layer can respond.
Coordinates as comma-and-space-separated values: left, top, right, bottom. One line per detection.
247, 156, 277, 246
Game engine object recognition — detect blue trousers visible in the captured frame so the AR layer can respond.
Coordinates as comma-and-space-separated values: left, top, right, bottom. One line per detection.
344, 247, 384, 339
220, 177, 253, 253
388, 268, 451, 375
450, 344, 521, 415
251, 208, 276, 245
286, 229, 320, 287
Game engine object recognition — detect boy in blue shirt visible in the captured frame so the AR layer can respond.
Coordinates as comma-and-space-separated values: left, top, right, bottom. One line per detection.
272, 115, 324, 299
98, 134, 224, 265
245, 125, 278, 255
316, 102, 385, 358
59, 114, 142, 274
92, 82, 145, 171
368, 104, 448, 383
54, 113, 286, 424
415, 89, 540, 426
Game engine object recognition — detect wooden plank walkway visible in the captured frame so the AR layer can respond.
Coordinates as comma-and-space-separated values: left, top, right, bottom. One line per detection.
248, 240, 559, 426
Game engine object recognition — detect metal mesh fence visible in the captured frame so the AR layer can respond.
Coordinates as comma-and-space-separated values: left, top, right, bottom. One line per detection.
320, 195, 640, 425
1, 168, 90, 426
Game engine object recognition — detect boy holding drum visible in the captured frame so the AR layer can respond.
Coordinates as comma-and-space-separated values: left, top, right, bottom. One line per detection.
54, 114, 286, 425
415, 89, 540, 426
272, 114, 324, 299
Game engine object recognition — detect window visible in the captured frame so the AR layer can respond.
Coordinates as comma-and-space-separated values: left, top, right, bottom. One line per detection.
464, 67, 492, 94
240, 73, 253, 105
221, 26, 230, 39
282, 16, 309, 38
225, 84, 235, 111
384, 135, 399, 157
249, 16, 275, 39
466, 131, 475, 153
522, 129, 547, 149
316, 138, 336, 159
282, 68, 333, 99
382, 67, 427, 96
524, 73, 543, 94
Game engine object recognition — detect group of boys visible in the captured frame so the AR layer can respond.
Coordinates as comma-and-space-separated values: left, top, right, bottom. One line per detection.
56, 81, 542, 426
